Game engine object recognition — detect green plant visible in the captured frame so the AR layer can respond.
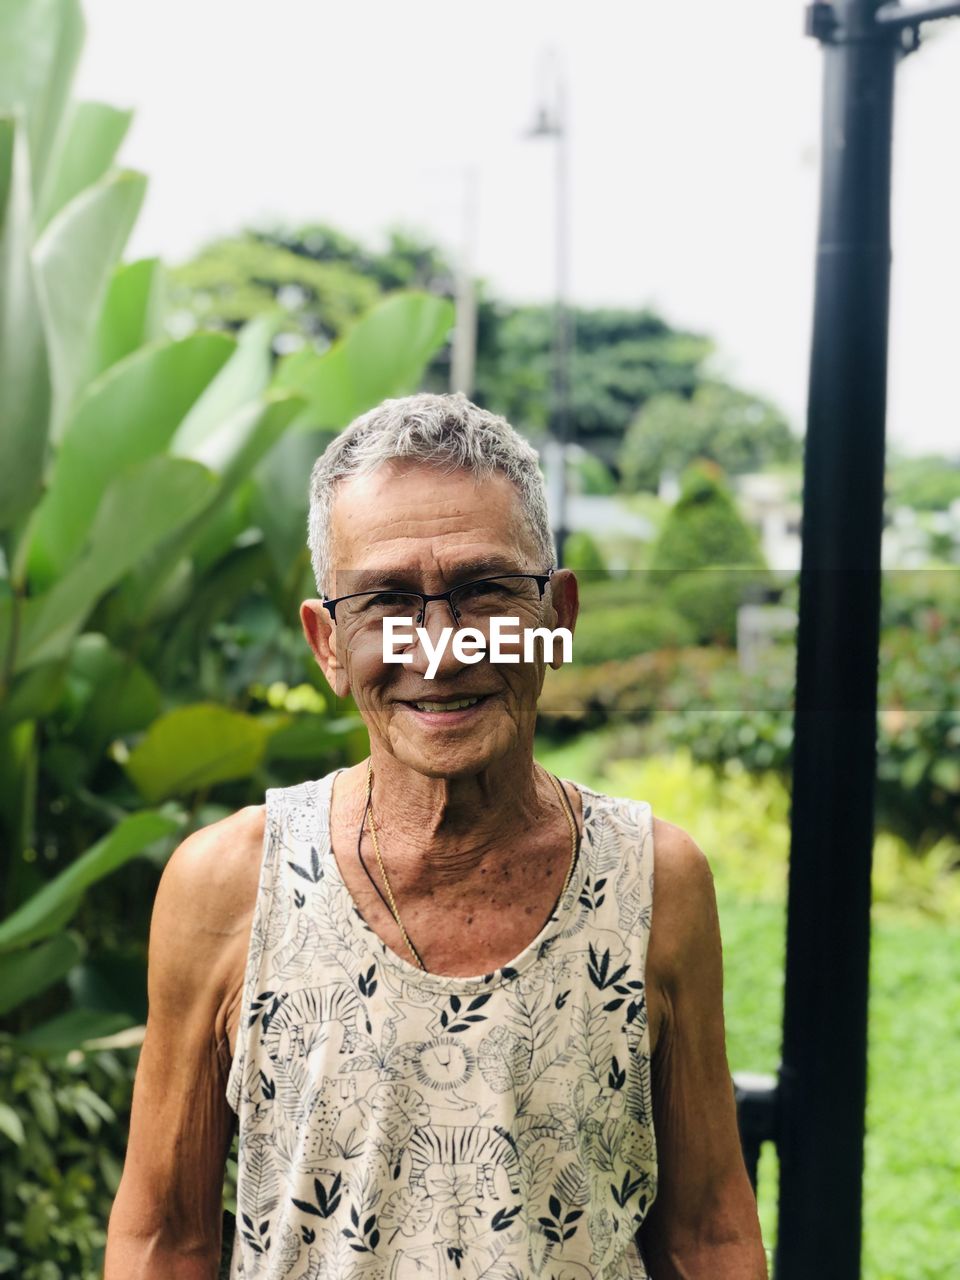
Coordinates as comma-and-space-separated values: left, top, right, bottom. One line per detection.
562, 530, 609, 576
0, 0, 452, 1051
0, 1031, 140, 1280
647, 460, 771, 644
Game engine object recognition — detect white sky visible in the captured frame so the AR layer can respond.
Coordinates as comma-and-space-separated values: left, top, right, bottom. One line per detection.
76, 0, 960, 458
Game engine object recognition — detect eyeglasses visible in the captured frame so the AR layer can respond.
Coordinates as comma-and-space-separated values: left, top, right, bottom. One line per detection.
323, 570, 554, 633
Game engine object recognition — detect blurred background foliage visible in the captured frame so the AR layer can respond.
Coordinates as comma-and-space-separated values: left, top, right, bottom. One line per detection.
0, 2, 957, 1279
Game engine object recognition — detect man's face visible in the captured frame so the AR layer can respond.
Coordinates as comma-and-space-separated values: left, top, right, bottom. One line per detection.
301, 459, 578, 779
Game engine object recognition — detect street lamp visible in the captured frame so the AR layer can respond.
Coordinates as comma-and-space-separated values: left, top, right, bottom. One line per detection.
524, 52, 572, 567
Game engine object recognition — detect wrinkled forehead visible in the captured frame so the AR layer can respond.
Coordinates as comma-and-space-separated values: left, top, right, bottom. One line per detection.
327, 461, 541, 593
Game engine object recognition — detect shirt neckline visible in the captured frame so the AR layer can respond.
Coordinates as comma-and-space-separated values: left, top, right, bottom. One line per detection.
319, 765, 595, 993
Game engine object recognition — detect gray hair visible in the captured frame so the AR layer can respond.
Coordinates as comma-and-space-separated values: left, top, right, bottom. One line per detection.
308, 391, 555, 595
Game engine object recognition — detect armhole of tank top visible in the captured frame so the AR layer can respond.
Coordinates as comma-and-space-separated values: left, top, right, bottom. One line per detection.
639, 797, 655, 968
628, 794, 656, 1054
226, 793, 280, 1115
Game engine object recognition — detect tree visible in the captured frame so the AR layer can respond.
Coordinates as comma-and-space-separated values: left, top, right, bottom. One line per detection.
171, 228, 744, 462
471, 303, 713, 455
619, 382, 802, 492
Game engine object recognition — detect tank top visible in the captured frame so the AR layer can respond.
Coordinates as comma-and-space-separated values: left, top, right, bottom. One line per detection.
226, 767, 657, 1280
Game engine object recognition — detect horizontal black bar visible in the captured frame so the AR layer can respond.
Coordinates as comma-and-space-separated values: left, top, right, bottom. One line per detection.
875, 1, 960, 28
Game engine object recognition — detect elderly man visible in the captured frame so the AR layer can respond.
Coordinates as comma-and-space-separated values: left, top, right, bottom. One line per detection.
105, 393, 767, 1279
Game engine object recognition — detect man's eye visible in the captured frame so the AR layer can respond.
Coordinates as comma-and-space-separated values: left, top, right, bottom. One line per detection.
368, 592, 411, 608
457, 582, 501, 601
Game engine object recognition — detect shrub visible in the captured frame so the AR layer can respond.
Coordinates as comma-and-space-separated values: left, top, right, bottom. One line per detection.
562, 530, 609, 576
571, 602, 695, 665
0, 1035, 139, 1280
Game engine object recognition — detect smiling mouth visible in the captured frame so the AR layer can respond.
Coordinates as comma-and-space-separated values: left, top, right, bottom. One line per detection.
404, 694, 490, 713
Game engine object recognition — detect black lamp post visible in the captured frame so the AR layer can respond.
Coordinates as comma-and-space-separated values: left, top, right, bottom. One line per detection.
525, 55, 572, 567
732, 4, 960, 1277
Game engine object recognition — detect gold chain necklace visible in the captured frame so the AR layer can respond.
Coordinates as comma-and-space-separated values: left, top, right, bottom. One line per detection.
363, 757, 579, 972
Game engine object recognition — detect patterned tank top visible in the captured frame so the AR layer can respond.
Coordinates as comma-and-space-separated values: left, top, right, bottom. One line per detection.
226, 767, 658, 1280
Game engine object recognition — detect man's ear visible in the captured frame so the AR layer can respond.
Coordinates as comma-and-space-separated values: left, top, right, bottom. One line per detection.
547, 569, 579, 670
301, 600, 351, 699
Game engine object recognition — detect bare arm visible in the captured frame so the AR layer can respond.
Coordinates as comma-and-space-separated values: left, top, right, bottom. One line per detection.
104, 807, 264, 1279
638, 820, 768, 1280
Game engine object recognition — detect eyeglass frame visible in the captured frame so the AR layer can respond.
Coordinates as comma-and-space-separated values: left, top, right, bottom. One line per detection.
322, 569, 555, 629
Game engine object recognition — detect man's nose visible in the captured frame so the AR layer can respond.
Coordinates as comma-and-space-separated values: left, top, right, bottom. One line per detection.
406, 598, 472, 678
416, 595, 460, 632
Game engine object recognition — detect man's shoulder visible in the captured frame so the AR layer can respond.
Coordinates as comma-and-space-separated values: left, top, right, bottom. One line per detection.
648, 815, 719, 990
153, 804, 267, 947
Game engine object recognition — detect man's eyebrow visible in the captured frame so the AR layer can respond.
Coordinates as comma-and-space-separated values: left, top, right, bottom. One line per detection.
339, 558, 521, 594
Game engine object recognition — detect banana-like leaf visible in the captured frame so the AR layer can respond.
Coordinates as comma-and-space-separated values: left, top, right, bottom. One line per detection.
36, 99, 132, 229
15, 1007, 134, 1054
17, 456, 217, 673
33, 167, 146, 433
0, 1102, 25, 1145
274, 290, 454, 429
116, 392, 305, 623
0, 0, 84, 196
0, 929, 84, 1015
124, 703, 272, 803
28, 332, 234, 585
67, 633, 162, 752
172, 311, 279, 454
251, 427, 332, 580
0, 809, 181, 953
0, 658, 68, 728
67, 949, 148, 1023
86, 257, 166, 380
0, 116, 52, 529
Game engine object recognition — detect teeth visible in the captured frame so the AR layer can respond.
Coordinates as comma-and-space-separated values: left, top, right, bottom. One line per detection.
413, 696, 481, 712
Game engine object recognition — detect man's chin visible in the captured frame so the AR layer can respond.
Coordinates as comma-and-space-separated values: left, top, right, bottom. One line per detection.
388, 724, 512, 779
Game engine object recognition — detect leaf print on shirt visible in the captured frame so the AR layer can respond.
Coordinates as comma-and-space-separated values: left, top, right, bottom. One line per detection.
239, 1136, 279, 1226
439, 991, 491, 1034
273, 913, 324, 981
380, 1186, 432, 1242
292, 1171, 342, 1220
286, 845, 324, 884
478, 1025, 528, 1094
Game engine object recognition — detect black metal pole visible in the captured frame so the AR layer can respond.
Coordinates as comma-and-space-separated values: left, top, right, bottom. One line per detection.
552, 79, 571, 568
776, 4, 896, 1277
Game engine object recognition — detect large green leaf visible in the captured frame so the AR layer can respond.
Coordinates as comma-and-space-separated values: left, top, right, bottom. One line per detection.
172, 311, 279, 454
67, 948, 148, 1023
116, 391, 305, 623
15, 1007, 134, 1054
180, 391, 304, 485
124, 703, 272, 803
0, 658, 68, 728
250, 428, 332, 580
17, 456, 217, 672
275, 290, 454, 429
0, 0, 84, 196
86, 257, 166, 380
36, 99, 132, 229
0, 116, 52, 529
33, 167, 147, 432
66, 633, 162, 751
28, 333, 234, 584
0, 929, 84, 1014
0, 809, 181, 953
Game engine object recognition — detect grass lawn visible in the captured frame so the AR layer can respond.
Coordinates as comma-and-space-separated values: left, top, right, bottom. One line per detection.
537, 737, 960, 1279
